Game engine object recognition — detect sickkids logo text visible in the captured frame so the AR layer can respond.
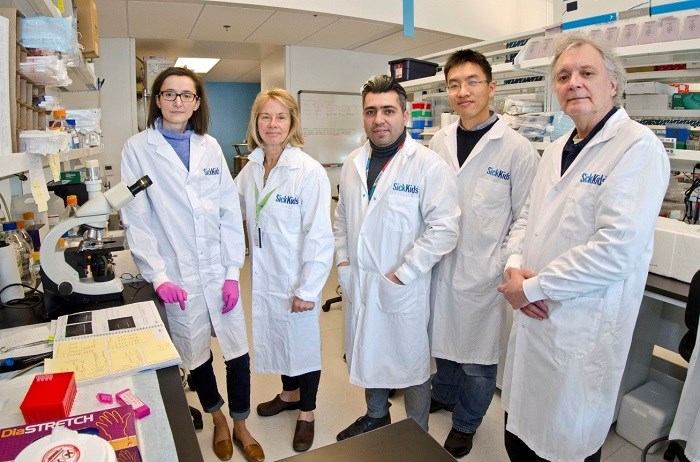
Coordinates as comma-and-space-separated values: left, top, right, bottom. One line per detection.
392, 183, 419, 194
486, 167, 510, 180
580, 172, 607, 185
203, 167, 220, 176
276, 194, 300, 205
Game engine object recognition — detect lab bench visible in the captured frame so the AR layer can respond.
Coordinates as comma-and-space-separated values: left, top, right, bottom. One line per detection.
0, 282, 204, 462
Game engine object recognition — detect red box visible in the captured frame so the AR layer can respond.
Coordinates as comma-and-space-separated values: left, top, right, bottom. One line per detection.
19, 372, 76, 424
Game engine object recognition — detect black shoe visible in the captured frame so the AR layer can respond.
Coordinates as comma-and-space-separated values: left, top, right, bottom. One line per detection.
336, 414, 391, 441
429, 398, 455, 413
444, 428, 475, 458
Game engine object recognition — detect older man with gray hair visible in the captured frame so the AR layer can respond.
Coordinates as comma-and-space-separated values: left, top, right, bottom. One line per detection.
498, 32, 670, 462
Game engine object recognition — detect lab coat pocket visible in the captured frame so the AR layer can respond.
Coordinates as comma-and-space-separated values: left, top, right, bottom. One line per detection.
377, 274, 416, 315
560, 187, 596, 245
472, 177, 509, 219
548, 297, 604, 361
383, 194, 419, 233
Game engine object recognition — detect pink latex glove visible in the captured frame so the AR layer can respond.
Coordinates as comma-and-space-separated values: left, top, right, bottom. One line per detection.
156, 282, 188, 310
222, 279, 240, 314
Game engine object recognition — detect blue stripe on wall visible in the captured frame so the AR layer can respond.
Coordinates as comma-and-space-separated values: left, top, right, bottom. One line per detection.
562, 12, 617, 30
205, 81, 261, 170
650, 0, 700, 15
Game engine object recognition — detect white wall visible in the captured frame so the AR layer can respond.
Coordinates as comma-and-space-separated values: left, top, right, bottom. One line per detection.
227, 0, 551, 40
92, 38, 138, 182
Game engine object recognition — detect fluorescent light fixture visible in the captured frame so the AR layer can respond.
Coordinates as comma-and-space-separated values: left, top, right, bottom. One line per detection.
174, 57, 220, 74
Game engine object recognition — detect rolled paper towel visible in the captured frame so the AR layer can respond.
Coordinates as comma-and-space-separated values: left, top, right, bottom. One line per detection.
441, 112, 451, 128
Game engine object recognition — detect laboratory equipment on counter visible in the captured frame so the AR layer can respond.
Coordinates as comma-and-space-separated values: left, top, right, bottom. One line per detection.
40, 176, 152, 319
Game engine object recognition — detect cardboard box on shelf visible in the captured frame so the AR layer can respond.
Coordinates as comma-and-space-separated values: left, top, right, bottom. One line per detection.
75, 0, 99, 58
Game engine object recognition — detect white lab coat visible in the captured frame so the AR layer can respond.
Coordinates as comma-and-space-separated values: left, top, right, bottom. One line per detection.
235, 146, 333, 376
501, 108, 670, 461
429, 117, 539, 364
120, 127, 248, 370
334, 136, 460, 388
669, 327, 700, 462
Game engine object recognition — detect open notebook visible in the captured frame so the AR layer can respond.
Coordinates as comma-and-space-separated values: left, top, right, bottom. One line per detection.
45, 301, 181, 383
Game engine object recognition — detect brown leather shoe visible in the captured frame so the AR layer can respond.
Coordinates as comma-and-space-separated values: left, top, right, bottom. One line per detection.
232, 435, 265, 462
292, 420, 315, 452
256, 394, 300, 417
212, 433, 233, 461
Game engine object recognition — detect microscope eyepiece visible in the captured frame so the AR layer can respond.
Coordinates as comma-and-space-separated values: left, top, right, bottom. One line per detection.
128, 176, 152, 196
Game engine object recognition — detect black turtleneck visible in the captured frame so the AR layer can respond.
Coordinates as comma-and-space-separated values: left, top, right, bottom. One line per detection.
561, 107, 618, 175
456, 115, 498, 167
367, 130, 407, 191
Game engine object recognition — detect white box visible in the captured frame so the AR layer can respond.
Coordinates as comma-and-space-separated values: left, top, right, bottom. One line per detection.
670, 225, 700, 283
624, 94, 670, 110
626, 82, 678, 95
616, 381, 681, 452
649, 217, 685, 277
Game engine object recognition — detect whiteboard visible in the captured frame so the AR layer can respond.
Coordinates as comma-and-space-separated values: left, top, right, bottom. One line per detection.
298, 90, 364, 166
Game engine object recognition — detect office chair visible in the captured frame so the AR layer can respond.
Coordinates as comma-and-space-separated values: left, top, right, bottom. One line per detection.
650, 269, 700, 462
323, 185, 342, 312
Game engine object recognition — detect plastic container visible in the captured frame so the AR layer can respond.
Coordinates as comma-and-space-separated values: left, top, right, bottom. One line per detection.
388, 58, 439, 82
16, 220, 34, 256
66, 118, 81, 149
63, 194, 81, 241
29, 251, 41, 287
616, 380, 682, 452
10, 194, 38, 222
47, 190, 65, 229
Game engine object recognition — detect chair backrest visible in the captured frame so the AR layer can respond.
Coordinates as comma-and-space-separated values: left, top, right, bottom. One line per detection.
680, 269, 700, 362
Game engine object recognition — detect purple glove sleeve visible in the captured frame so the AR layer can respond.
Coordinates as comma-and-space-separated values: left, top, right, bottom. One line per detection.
155, 282, 188, 310
222, 279, 240, 314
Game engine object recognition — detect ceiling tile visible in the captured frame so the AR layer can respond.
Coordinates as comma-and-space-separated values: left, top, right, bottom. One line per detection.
96, 0, 128, 37
399, 36, 479, 58
297, 18, 399, 50
135, 39, 265, 60
244, 10, 336, 45
190, 5, 274, 42
354, 29, 455, 55
128, 1, 203, 39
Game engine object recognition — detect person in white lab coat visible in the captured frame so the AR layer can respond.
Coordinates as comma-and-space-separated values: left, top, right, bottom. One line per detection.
428, 49, 539, 458
120, 67, 262, 462
334, 75, 460, 440
497, 33, 670, 462
235, 89, 333, 453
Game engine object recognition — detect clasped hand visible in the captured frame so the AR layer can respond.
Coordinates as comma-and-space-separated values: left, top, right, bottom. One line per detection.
497, 267, 549, 320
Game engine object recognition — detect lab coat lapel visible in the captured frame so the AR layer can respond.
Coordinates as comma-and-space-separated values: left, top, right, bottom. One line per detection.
365, 141, 409, 217
188, 134, 206, 174
443, 122, 460, 171
147, 128, 188, 174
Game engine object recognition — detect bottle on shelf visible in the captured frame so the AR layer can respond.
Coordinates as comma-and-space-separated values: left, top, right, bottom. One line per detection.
66, 119, 81, 149
15, 219, 34, 255
2, 221, 32, 288
49, 109, 68, 131
29, 251, 41, 287
47, 191, 65, 229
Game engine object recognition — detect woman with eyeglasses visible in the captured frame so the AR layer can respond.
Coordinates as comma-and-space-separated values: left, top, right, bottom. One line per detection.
235, 89, 333, 453
120, 67, 263, 462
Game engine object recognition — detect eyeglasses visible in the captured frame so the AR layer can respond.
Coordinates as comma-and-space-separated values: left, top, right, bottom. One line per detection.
447, 80, 491, 94
159, 90, 199, 102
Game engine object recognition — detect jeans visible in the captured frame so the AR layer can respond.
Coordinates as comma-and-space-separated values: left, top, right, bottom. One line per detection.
431, 358, 497, 433
366, 378, 431, 430
281, 370, 322, 412
189, 351, 251, 420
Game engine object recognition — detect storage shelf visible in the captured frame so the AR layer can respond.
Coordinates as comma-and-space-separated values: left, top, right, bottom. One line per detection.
628, 110, 700, 118
0, 147, 102, 179
669, 149, 700, 172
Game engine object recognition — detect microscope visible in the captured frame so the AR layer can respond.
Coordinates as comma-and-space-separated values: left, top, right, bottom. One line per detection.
40, 171, 152, 319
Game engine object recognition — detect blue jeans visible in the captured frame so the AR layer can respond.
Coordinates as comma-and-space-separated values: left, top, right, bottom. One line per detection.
366, 378, 431, 430
431, 358, 497, 433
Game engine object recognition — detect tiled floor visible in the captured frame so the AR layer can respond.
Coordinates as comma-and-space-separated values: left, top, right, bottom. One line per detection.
186, 262, 670, 461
